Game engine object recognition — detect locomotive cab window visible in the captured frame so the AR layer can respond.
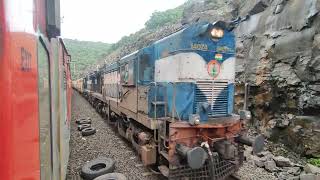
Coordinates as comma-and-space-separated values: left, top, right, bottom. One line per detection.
139, 54, 153, 83
37, 39, 53, 180
120, 60, 135, 86
120, 63, 129, 84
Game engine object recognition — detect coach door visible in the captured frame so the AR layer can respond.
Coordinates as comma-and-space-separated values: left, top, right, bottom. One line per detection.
37, 38, 53, 180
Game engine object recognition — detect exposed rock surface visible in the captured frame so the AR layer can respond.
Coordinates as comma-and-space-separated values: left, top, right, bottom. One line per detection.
182, 0, 320, 158
304, 163, 320, 174
273, 156, 292, 167
244, 146, 320, 179
299, 173, 320, 180
264, 160, 277, 172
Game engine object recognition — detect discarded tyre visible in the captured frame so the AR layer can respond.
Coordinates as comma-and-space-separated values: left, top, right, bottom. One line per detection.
76, 118, 86, 124
82, 127, 96, 136
76, 117, 91, 124
81, 157, 115, 180
78, 124, 91, 131
78, 119, 92, 125
94, 173, 127, 180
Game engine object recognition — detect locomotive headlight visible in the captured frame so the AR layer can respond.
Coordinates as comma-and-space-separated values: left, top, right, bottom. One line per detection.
210, 28, 224, 39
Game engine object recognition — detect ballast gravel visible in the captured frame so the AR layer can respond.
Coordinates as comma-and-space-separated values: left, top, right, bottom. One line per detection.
67, 91, 277, 180
67, 91, 162, 180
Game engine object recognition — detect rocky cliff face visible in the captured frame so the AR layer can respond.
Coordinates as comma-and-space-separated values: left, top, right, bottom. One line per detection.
236, 0, 320, 158
182, 0, 320, 157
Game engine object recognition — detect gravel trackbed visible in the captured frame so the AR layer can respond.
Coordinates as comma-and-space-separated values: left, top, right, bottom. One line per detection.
67, 91, 162, 180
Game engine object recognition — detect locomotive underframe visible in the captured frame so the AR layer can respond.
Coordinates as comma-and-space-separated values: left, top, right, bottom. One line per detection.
79, 89, 246, 180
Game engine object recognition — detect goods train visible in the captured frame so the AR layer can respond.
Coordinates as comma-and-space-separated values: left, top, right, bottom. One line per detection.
0, 0, 72, 179
74, 22, 263, 179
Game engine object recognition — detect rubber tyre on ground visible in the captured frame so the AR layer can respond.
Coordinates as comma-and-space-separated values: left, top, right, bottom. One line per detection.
81, 157, 116, 180
82, 127, 96, 136
78, 124, 91, 131
76, 117, 91, 124
78, 119, 92, 125
76, 118, 86, 124
94, 173, 127, 180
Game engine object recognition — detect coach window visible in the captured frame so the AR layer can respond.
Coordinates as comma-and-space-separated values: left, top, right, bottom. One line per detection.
37, 39, 53, 180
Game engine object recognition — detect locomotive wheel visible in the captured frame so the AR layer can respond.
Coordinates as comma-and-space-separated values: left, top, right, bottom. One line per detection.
78, 124, 91, 131
82, 127, 96, 136
130, 126, 141, 154
78, 119, 92, 125
117, 120, 126, 138
93, 173, 127, 180
81, 157, 115, 180
106, 106, 111, 124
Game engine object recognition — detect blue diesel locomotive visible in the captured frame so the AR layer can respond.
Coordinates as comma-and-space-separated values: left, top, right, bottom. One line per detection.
75, 21, 261, 179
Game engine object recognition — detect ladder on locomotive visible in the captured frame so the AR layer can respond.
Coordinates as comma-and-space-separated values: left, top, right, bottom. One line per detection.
151, 82, 184, 162
151, 82, 170, 161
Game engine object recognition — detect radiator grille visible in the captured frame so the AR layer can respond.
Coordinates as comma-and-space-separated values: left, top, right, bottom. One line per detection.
194, 81, 229, 117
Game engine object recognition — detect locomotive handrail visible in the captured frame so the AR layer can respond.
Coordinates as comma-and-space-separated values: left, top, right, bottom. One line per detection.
168, 82, 181, 122
149, 82, 158, 143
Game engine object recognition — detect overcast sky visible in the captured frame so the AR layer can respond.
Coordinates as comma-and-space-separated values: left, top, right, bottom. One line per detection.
61, 0, 186, 43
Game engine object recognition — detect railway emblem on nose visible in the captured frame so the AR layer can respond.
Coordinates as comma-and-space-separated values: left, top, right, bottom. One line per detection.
207, 60, 220, 78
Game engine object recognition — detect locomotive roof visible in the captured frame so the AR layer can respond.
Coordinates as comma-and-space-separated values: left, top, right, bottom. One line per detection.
120, 50, 139, 63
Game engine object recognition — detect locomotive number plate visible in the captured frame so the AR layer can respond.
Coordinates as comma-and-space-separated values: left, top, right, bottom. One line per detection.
191, 43, 208, 51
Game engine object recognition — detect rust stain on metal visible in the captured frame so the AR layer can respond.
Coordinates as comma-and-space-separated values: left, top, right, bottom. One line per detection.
168, 118, 242, 165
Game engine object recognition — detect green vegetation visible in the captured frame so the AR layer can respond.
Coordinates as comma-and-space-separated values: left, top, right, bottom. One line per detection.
145, 6, 184, 30
308, 158, 320, 167
109, 30, 145, 52
64, 39, 112, 79
111, 4, 185, 51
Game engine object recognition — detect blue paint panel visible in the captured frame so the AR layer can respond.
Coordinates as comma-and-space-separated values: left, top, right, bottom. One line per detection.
148, 83, 195, 120
151, 22, 235, 63
166, 83, 195, 120
227, 83, 235, 115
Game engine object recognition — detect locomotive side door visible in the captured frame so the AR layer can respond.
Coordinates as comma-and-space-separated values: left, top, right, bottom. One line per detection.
119, 58, 138, 113
137, 54, 153, 115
